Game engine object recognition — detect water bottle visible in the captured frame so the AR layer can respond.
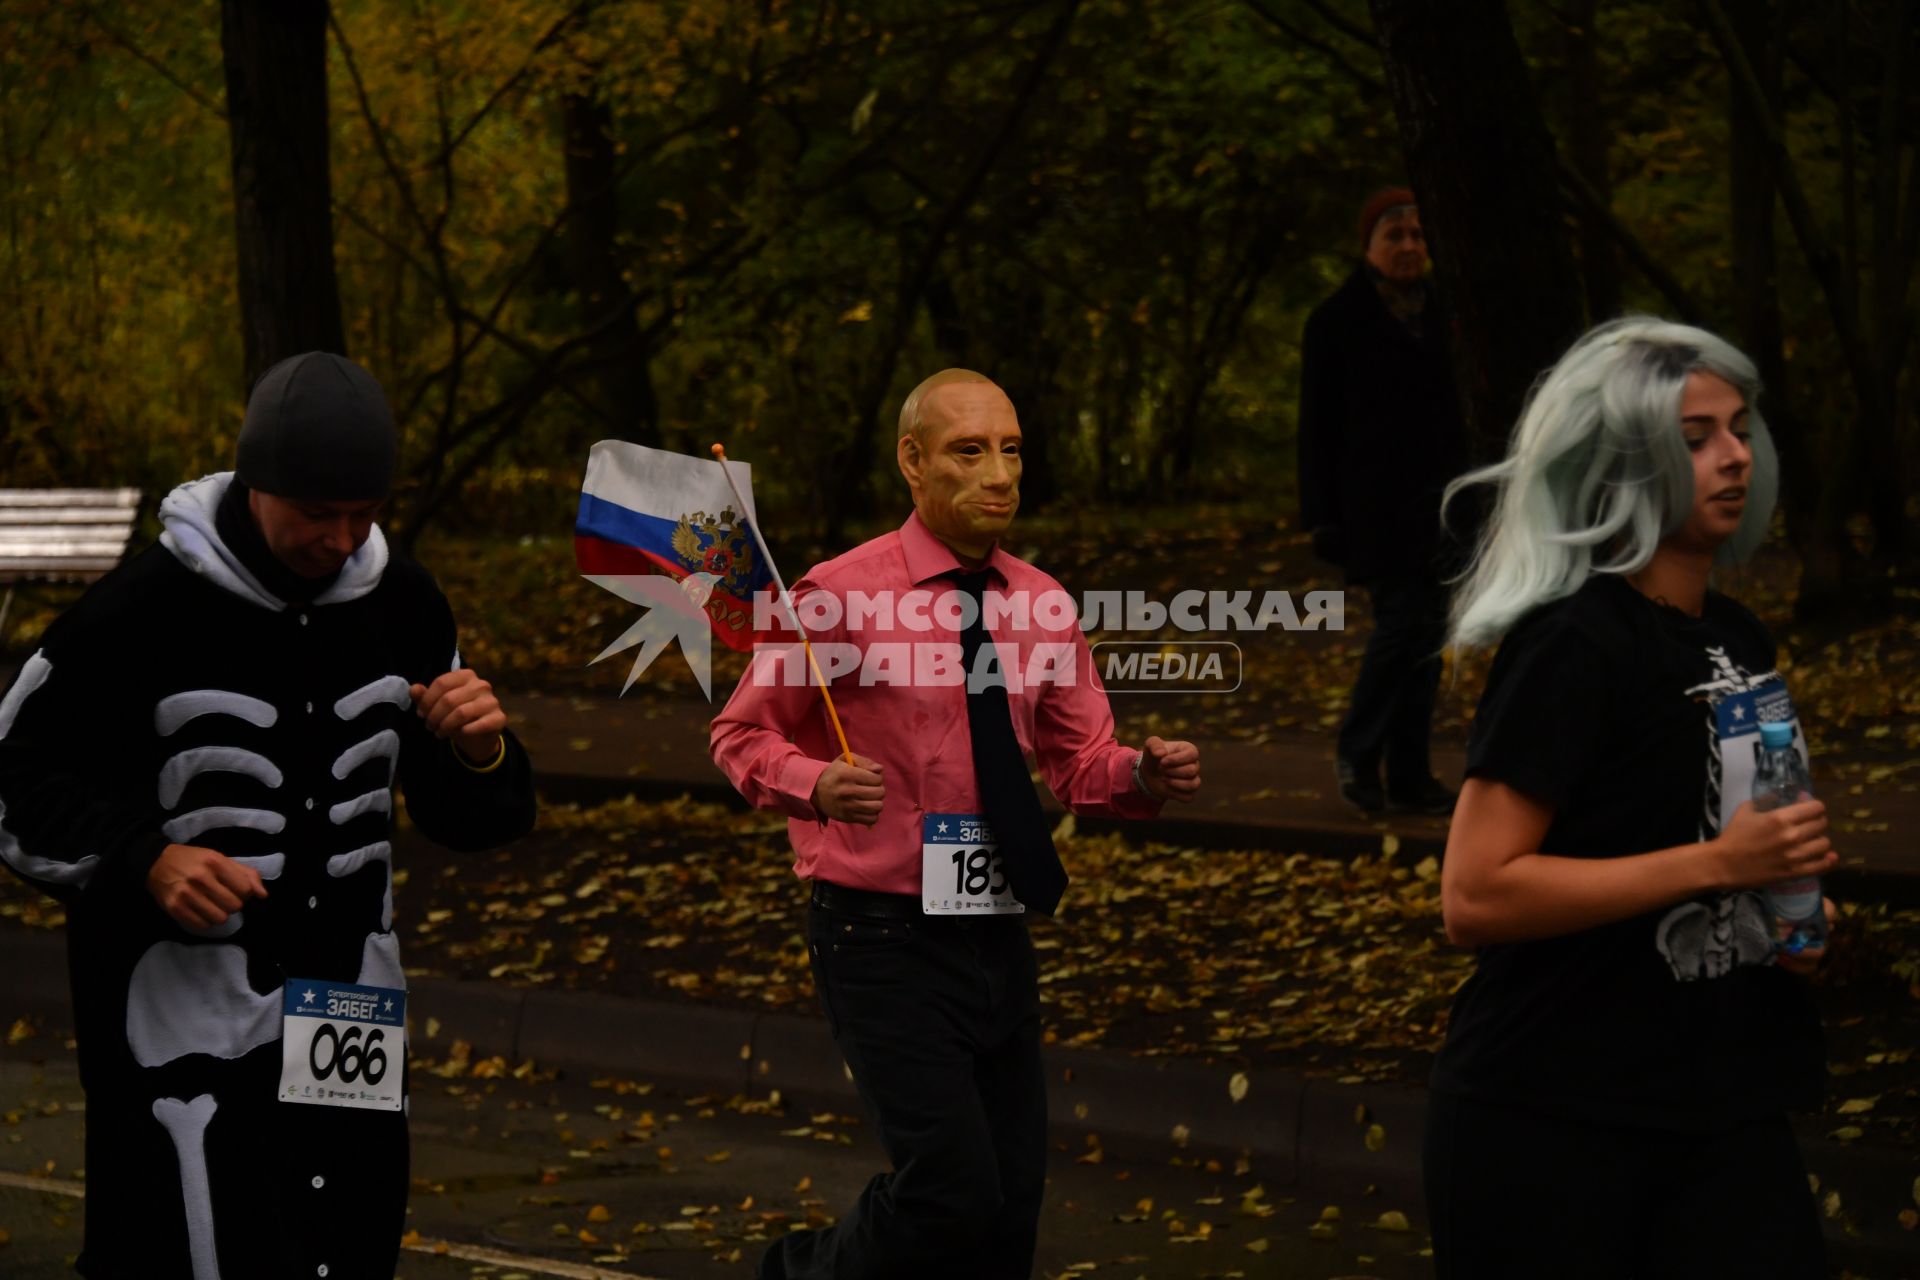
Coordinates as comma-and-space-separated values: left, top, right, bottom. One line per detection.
1750, 720, 1826, 954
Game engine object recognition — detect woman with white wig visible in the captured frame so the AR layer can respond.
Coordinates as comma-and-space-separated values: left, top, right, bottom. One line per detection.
1424, 317, 1836, 1275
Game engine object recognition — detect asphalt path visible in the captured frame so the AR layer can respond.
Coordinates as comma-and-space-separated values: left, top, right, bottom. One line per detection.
0, 1040, 1434, 1280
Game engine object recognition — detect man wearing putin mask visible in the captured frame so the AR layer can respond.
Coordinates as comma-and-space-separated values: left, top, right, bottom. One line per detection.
713, 369, 1202, 1278
0, 351, 536, 1278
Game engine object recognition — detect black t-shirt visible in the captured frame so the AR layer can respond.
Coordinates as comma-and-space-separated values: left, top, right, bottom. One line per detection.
1430, 574, 1825, 1130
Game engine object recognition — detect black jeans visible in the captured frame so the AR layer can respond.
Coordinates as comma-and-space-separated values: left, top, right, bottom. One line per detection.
1425, 1092, 1827, 1278
1338, 572, 1448, 791
763, 894, 1046, 1280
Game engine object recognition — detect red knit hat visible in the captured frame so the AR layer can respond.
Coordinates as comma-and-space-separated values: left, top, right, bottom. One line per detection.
1357, 186, 1417, 250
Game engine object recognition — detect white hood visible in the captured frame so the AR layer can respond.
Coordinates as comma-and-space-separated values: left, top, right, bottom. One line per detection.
158, 472, 389, 611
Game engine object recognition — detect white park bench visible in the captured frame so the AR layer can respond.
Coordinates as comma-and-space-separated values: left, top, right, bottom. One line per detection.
0, 488, 143, 647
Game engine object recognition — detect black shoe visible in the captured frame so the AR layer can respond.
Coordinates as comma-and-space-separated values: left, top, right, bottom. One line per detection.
1387, 777, 1457, 816
1336, 757, 1385, 813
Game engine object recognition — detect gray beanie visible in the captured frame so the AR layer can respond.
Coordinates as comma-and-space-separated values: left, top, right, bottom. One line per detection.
235, 352, 397, 500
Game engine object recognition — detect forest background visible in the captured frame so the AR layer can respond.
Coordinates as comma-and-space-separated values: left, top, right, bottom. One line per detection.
1, 0, 1917, 623
4, 0, 1920, 1193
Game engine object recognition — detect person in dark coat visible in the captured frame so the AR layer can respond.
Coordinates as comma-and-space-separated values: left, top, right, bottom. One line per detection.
1297, 186, 1469, 814
0, 352, 538, 1279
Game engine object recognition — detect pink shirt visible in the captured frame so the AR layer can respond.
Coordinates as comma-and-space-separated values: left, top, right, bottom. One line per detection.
710, 511, 1160, 895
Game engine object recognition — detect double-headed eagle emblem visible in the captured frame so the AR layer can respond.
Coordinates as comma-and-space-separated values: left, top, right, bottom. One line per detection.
670, 507, 754, 597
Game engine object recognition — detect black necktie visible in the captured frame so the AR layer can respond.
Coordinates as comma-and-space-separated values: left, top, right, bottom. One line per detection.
950, 570, 1068, 916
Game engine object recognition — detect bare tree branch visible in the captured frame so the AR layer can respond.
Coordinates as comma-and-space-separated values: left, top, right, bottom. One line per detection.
333, 4, 477, 517
1555, 163, 1703, 323
329, 85, 752, 434
1826, 5, 1860, 303
1868, 1, 1911, 345
327, 11, 446, 282
829, 0, 1082, 528
1299, 0, 1375, 47
1241, 0, 1385, 91
429, 1, 590, 168
402, 231, 767, 534
77, 4, 226, 119
1697, 0, 1870, 386
417, 2, 459, 242
878, 156, 1183, 362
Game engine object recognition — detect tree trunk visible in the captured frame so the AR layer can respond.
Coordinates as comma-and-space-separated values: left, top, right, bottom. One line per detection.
221, 0, 346, 386
1698, 0, 1903, 620
1857, 0, 1912, 565
1094, 335, 1133, 503
1726, 0, 1861, 617
982, 273, 1063, 512
1561, 0, 1623, 320
924, 273, 973, 366
1367, 0, 1588, 460
561, 88, 660, 449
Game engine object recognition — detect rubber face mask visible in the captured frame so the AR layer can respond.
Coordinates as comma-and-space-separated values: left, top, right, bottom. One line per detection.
901, 382, 1023, 561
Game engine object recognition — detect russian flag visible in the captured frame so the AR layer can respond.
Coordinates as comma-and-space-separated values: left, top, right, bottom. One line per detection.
575, 441, 774, 652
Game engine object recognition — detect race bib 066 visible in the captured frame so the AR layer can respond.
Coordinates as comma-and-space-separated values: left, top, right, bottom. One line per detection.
279, 978, 405, 1112
922, 813, 1024, 916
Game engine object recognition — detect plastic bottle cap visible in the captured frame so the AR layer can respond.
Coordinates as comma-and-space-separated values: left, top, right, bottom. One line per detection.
1759, 721, 1795, 748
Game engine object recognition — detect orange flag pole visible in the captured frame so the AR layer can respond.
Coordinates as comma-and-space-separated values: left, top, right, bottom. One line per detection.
710, 443, 855, 765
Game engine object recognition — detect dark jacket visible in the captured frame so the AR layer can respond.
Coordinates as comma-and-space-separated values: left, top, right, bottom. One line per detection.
0, 472, 536, 1279
1297, 267, 1469, 584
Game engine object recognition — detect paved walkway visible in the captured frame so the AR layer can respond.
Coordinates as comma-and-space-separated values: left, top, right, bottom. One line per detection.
505, 688, 1920, 896
1, 926, 1913, 1274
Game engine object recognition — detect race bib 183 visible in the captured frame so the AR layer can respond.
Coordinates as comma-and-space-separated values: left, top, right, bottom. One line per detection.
279, 978, 405, 1112
922, 813, 1024, 916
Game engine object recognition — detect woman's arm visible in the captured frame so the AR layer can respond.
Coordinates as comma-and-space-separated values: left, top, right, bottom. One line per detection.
1441, 778, 1837, 947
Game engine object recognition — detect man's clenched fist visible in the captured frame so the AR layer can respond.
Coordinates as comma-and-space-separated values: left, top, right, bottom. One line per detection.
812, 754, 886, 826
148, 843, 268, 930
411, 669, 507, 762
1139, 736, 1202, 803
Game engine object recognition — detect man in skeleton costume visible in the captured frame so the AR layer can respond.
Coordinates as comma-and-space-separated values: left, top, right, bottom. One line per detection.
0, 352, 537, 1278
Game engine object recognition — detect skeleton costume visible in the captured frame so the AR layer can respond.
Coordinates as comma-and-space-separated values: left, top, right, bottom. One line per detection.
0, 355, 536, 1279
1423, 572, 1827, 1275
1431, 573, 1822, 1128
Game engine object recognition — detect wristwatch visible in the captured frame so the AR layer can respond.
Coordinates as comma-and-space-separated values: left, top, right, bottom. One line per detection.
1131, 750, 1149, 795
